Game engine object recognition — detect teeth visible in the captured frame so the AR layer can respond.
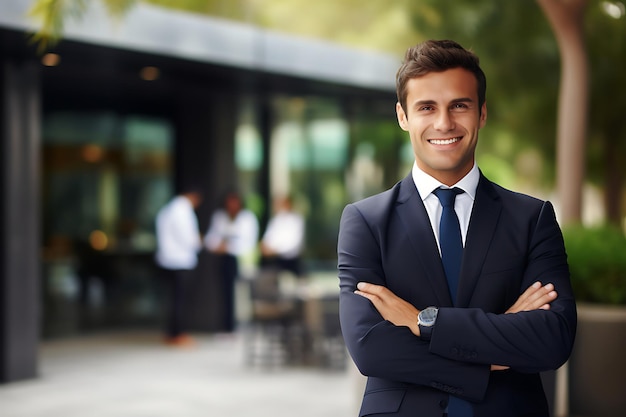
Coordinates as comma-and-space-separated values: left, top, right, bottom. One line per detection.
430, 137, 460, 145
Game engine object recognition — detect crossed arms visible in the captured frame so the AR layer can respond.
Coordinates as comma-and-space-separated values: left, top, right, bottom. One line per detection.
354, 280, 557, 371
337, 198, 577, 401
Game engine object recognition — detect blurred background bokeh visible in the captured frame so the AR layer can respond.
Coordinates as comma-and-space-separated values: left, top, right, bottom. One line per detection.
1, 1, 625, 416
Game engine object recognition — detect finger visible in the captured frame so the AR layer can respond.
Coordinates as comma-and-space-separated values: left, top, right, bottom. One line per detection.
354, 288, 379, 303
514, 282, 543, 307
527, 285, 556, 306
537, 290, 558, 307
522, 281, 543, 296
508, 282, 558, 313
357, 282, 384, 294
509, 282, 541, 309
358, 283, 396, 303
521, 288, 557, 311
523, 283, 554, 305
354, 289, 378, 300
521, 281, 545, 300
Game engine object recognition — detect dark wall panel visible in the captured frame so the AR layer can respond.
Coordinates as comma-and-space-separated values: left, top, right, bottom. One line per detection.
174, 88, 238, 332
0, 60, 41, 383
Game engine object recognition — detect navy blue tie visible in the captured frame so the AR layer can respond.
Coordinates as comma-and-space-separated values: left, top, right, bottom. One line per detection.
433, 187, 472, 417
433, 187, 464, 303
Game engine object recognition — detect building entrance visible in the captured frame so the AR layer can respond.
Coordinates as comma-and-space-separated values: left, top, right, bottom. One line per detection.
41, 111, 173, 337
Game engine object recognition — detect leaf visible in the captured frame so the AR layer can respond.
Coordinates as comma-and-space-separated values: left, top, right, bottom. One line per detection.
26, 0, 137, 53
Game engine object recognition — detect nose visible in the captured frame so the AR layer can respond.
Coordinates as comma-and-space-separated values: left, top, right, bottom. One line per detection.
434, 110, 455, 131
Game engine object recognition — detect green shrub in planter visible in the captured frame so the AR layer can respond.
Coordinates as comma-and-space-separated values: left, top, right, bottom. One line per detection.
562, 224, 626, 305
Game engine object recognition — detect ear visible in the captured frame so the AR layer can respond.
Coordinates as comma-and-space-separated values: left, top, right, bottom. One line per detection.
479, 102, 488, 129
396, 102, 409, 131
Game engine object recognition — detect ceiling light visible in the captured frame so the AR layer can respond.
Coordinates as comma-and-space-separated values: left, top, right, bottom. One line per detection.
41, 53, 60, 67
140, 66, 160, 81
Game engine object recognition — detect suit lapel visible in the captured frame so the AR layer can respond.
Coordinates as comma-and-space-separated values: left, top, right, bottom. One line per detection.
457, 174, 502, 307
395, 175, 453, 307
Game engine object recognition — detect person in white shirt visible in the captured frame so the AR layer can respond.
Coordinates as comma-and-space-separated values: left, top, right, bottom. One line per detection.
205, 189, 259, 332
260, 195, 305, 278
155, 187, 203, 346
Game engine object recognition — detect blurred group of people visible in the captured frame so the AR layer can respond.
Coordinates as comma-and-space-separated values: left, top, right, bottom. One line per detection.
154, 187, 305, 346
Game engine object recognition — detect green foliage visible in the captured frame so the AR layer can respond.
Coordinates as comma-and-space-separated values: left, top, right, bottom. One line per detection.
408, 0, 560, 189
146, 0, 244, 20
476, 153, 517, 189
28, 0, 86, 52
563, 224, 626, 305
24, 0, 626, 222
28, 0, 136, 52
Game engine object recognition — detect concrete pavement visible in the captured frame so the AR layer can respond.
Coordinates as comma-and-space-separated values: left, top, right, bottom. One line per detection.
0, 330, 357, 417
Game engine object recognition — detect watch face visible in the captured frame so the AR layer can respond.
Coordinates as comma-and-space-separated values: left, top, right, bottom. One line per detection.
419, 307, 438, 326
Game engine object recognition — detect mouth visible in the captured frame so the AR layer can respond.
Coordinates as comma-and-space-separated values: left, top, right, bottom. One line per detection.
428, 136, 462, 145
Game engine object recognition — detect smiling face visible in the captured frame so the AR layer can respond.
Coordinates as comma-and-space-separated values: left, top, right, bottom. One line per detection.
396, 67, 487, 186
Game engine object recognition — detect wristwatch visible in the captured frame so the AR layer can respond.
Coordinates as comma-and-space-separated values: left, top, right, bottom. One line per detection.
417, 306, 439, 341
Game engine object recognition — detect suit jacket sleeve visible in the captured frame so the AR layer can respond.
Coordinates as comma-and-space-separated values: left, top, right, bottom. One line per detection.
338, 202, 491, 402
430, 200, 577, 373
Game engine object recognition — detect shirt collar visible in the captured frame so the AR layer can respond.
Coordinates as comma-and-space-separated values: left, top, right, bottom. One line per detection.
411, 162, 479, 201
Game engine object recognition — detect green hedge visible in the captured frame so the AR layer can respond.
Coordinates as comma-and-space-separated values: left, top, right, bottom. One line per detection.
562, 225, 626, 305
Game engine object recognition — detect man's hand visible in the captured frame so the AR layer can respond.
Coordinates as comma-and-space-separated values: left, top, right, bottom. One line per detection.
210, 240, 228, 254
354, 280, 559, 370
506, 281, 557, 314
355, 282, 421, 336
492, 281, 558, 372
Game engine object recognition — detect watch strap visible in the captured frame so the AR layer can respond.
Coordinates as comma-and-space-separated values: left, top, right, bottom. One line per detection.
419, 322, 433, 341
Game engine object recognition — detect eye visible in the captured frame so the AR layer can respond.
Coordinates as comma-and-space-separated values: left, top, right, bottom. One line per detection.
451, 102, 468, 110
418, 105, 435, 111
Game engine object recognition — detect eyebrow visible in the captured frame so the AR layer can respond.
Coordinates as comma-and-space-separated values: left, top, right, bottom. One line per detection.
413, 97, 475, 107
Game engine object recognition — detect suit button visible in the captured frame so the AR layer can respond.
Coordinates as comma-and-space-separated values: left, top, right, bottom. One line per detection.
451, 347, 459, 355
439, 399, 448, 409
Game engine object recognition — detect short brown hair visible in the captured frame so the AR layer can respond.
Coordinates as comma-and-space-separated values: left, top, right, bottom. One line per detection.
396, 40, 487, 113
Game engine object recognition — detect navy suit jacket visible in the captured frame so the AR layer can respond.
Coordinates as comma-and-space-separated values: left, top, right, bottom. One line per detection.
337, 173, 577, 417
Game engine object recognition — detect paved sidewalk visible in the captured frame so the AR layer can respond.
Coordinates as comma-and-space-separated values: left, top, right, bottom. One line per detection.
0, 330, 358, 417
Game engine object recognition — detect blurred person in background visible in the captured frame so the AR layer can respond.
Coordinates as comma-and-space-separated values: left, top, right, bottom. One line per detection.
155, 186, 204, 347
260, 194, 306, 278
337, 40, 576, 417
205, 189, 259, 332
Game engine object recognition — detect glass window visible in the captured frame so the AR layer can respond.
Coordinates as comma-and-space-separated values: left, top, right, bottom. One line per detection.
41, 111, 173, 337
235, 95, 401, 275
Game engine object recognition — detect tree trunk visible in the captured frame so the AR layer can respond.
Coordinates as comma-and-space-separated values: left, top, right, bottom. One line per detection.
537, 0, 589, 225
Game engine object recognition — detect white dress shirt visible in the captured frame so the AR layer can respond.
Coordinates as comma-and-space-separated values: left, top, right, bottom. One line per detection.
204, 209, 259, 256
155, 196, 202, 270
411, 162, 479, 251
261, 210, 305, 259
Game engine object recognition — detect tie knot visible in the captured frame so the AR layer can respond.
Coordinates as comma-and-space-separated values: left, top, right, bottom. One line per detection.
433, 187, 463, 208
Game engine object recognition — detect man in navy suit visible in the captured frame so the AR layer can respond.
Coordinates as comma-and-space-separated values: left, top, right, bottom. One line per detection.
337, 40, 577, 417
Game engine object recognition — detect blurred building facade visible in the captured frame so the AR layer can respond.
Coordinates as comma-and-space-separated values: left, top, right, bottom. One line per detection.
0, 0, 400, 382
